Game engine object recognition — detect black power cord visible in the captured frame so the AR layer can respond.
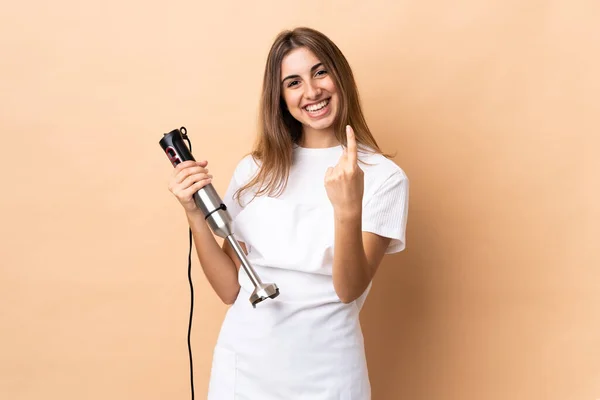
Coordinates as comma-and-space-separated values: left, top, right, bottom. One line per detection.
187, 227, 195, 400
183, 135, 195, 400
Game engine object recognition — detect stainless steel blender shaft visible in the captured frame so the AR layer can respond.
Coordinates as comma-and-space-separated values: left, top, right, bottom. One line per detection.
227, 235, 261, 287
195, 184, 279, 307
226, 235, 280, 307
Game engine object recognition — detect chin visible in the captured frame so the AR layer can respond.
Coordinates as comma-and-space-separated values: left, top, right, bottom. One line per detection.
307, 119, 335, 131
303, 110, 338, 131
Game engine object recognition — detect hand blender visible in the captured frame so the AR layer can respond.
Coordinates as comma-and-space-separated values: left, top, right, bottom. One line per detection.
159, 127, 280, 307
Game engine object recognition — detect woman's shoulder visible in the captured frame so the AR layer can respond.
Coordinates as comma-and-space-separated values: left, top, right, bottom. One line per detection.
358, 146, 409, 209
232, 153, 262, 184
236, 153, 261, 170
357, 144, 407, 182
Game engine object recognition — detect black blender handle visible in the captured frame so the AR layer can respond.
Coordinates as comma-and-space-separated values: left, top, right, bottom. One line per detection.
159, 127, 194, 167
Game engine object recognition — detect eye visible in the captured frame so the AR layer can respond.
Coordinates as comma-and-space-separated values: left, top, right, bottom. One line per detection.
315, 69, 328, 77
287, 80, 300, 88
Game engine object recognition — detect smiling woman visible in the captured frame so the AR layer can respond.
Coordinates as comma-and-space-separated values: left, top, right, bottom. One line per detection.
280, 53, 339, 139
167, 26, 409, 399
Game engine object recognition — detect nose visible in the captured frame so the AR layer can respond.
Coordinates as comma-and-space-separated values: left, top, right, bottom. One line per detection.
304, 81, 322, 100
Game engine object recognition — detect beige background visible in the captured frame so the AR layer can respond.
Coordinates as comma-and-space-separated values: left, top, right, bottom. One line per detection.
1, 1, 599, 399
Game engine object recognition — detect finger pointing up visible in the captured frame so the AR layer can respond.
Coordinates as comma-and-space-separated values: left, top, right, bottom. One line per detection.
346, 125, 357, 165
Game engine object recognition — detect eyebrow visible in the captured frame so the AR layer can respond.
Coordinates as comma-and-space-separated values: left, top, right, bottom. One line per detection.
281, 62, 323, 84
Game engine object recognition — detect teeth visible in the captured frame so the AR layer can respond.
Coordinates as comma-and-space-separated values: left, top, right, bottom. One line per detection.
305, 99, 329, 112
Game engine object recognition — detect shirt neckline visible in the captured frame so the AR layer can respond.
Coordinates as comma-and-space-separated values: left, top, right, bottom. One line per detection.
292, 144, 344, 156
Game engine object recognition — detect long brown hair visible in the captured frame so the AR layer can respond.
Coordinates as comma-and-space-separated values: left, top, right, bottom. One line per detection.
235, 27, 390, 203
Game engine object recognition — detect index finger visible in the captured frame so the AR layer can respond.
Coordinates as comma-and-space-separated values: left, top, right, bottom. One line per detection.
346, 125, 357, 164
171, 160, 201, 178
175, 160, 206, 169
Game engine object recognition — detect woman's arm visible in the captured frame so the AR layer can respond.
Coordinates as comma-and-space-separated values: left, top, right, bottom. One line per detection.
331, 210, 391, 303
186, 210, 242, 305
324, 125, 393, 303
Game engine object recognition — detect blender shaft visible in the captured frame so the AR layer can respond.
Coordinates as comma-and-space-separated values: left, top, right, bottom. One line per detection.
226, 234, 262, 288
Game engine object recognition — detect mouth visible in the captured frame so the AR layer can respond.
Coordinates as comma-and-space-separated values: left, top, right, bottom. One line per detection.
303, 98, 331, 117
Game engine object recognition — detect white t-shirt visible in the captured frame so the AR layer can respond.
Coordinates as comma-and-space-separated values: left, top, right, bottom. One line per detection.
208, 143, 409, 399
222, 143, 409, 309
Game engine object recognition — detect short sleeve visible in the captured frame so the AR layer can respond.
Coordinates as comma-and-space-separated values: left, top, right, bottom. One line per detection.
222, 170, 243, 220
362, 170, 409, 254
222, 154, 258, 220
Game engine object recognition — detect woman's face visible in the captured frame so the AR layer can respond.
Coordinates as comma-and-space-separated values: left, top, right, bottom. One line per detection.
280, 47, 338, 133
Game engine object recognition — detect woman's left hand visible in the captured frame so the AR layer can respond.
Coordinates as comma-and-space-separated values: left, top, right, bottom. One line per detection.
325, 125, 364, 218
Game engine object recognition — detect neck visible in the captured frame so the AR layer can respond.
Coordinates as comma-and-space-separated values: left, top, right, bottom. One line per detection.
298, 125, 339, 148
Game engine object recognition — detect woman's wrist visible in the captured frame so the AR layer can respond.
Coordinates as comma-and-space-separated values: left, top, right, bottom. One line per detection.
185, 208, 204, 218
185, 209, 209, 233
333, 206, 362, 223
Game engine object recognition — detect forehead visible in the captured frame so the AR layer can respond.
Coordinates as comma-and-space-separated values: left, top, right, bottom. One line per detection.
280, 47, 321, 77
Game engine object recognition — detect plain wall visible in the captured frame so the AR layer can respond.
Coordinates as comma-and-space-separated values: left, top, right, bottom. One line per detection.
1, 1, 599, 399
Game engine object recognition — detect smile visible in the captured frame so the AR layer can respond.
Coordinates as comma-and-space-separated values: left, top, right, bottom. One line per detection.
304, 99, 330, 113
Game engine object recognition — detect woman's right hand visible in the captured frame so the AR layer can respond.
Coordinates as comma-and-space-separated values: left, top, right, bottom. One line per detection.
168, 160, 213, 213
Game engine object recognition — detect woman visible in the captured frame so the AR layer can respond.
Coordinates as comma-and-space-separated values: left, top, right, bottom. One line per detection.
168, 27, 409, 400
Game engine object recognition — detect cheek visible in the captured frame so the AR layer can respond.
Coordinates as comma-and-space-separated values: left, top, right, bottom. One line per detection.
324, 80, 339, 111
324, 77, 337, 95
285, 93, 304, 115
